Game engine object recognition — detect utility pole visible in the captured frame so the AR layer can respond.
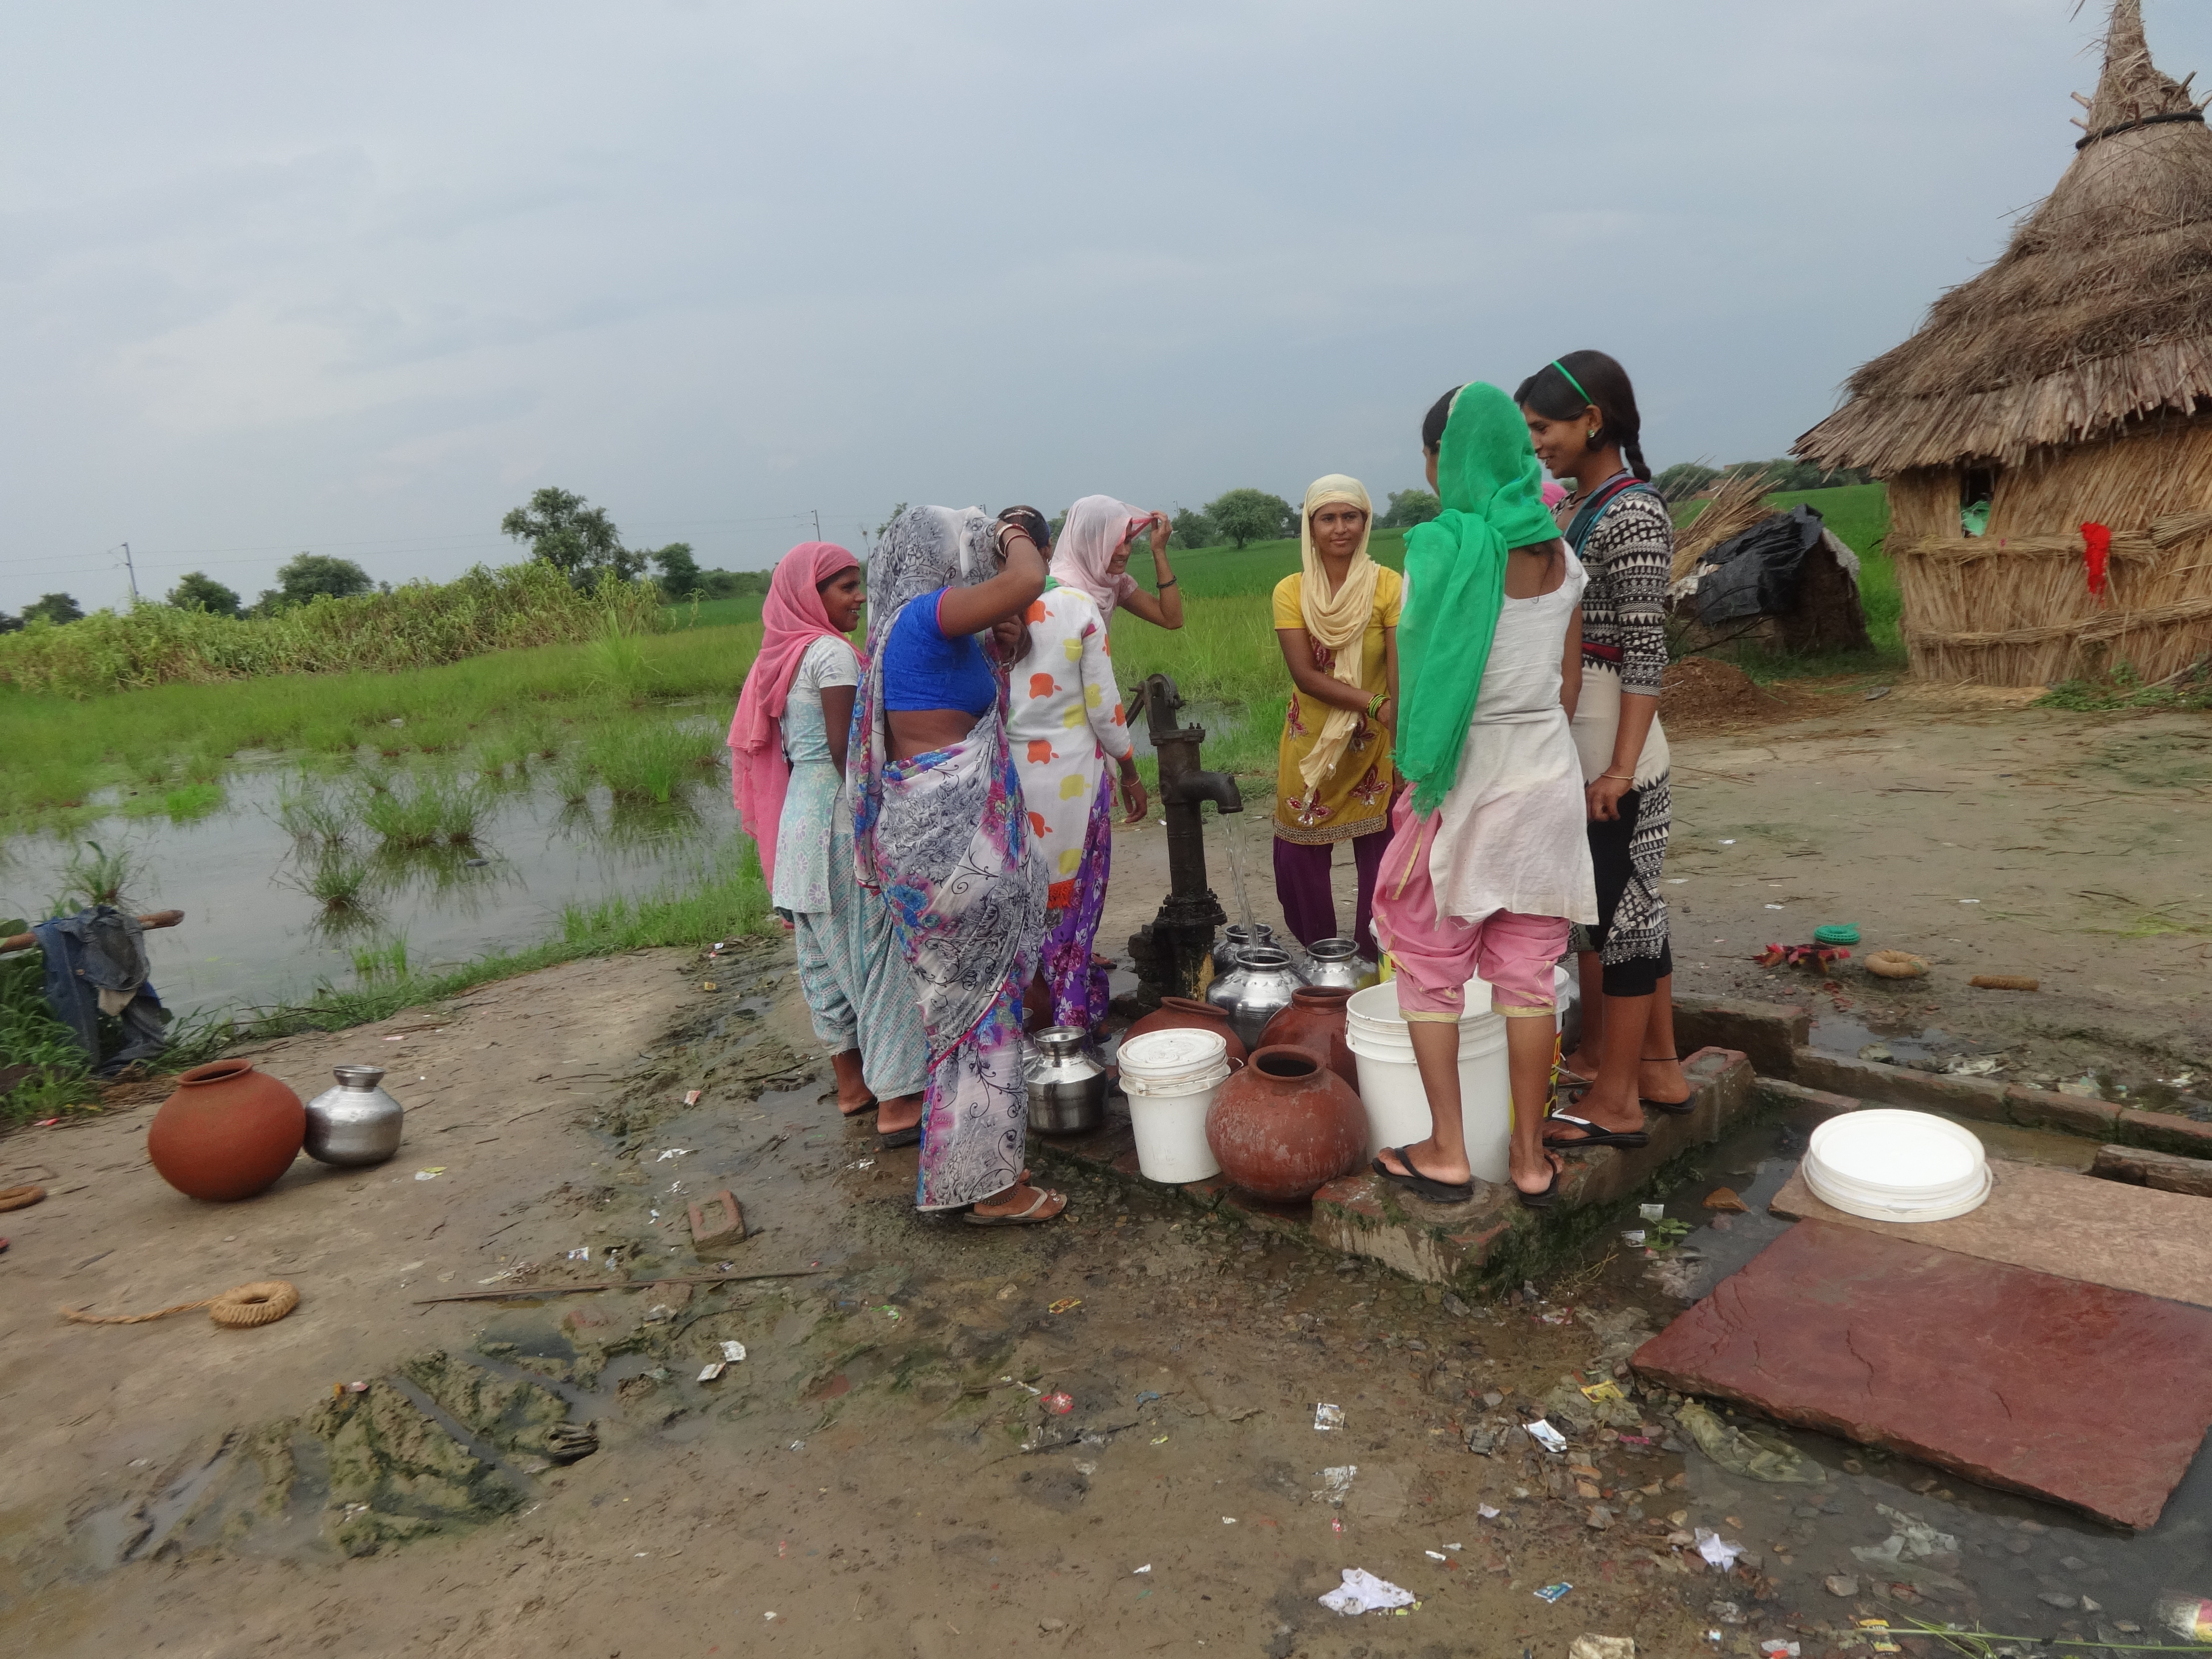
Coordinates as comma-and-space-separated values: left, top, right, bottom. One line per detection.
120, 542, 139, 602
810, 509, 822, 542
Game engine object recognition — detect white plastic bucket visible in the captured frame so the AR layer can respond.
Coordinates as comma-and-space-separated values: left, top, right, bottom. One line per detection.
1119, 1028, 1230, 1184
1802, 1108, 1991, 1222
1345, 981, 1512, 1184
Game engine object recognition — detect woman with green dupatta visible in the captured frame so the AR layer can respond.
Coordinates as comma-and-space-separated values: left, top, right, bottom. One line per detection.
1369, 384, 1598, 1210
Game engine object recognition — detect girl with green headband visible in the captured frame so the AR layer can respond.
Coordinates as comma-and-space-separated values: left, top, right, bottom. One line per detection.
1515, 350, 1693, 1151
1368, 383, 1599, 1211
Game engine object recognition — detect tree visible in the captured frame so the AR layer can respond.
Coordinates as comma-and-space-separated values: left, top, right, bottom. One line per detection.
1654, 462, 1720, 503
0, 610, 21, 633
1203, 488, 1294, 549
1169, 507, 1214, 550
1377, 489, 1441, 531
23, 592, 84, 625
650, 542, 705, 600
500, 487, 645, 586
167, 571, 243, 616
275, 553, 373, 603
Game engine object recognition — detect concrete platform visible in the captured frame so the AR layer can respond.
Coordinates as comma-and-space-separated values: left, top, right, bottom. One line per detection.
1769, 1158, 2212, 1310
1026, 1044, 1754, 1291
1632, 1219, 2212, 1530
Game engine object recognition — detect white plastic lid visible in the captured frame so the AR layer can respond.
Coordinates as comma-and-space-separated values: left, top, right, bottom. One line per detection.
1803, 1109, 1991, 1222
1120, 1028, 1229, 1093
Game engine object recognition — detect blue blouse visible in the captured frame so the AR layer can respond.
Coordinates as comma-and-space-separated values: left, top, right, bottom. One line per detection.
881, 588, 997, 716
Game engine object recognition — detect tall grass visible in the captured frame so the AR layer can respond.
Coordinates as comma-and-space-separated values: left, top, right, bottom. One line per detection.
54, 840, 137, 910
0, 562, 665, 697
582, 715, 722, 804
358, 771, 493, 849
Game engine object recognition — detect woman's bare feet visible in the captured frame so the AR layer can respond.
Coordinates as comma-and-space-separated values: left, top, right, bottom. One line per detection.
1639, 1054, 1689, 1108
831, 1049, 874, 1117
1511, 1146, 1563, 1197
877, 1093, 924, 1135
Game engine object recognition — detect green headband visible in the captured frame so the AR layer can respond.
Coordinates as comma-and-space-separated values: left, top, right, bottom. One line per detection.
1551, 359, 1594, 409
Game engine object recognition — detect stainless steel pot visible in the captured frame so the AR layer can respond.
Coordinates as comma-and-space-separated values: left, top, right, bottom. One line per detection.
1024, 1027, 1109, 1135
1205, 921, 1276, 986
1299, 937, 1379, 991
303, 1064, 405, 1166
1204, 944, 1306, 1050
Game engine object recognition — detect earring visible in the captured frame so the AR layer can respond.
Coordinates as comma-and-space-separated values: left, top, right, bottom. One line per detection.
1587, 430, 1599, 441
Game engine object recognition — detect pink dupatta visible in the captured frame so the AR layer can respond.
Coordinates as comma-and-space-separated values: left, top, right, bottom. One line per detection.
727, 541, 861, 891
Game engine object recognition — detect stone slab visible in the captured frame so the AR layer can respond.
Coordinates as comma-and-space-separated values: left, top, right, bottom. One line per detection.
1031, 1047, 1757, 1290
1770, 1160, 2212, 1309
1673, 995, 1808, 1077
1632, 1219, 2212, 1529
2092, 1142, 2212, 1198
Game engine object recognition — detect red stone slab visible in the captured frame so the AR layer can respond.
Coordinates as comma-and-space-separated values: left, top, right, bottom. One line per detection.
1632, 1220, 2212, 1529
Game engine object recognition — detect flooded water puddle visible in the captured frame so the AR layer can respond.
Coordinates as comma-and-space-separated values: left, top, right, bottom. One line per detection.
1624, 1107, 2210, 1645
1, 765, 736, 1016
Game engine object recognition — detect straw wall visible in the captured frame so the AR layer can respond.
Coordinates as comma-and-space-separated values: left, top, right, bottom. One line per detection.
1886, 414, 2212, 684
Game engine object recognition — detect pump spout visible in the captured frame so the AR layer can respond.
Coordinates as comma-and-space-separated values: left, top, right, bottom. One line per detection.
1164, 770, 1243, 813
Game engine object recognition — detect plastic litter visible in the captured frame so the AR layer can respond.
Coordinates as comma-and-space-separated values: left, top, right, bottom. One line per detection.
1526, 1419, 1569, 1453
1313, 1466, 1358, 1505
1622, 1229, 1647, 1247
1534, 1582, 1573, 1604
1320, 1568, 1416, 1616
2155, 1594, 2212, 1643
1811, 925, 1861, 947
1137, 1390, 1162, 1407
1425, 1550, 1448, 1562
1676, 1401, 1825, 1485
1314, 1403, 1346, 1431
697, 1361, 726, 1382
1478, 1504, 1502, 1519
1639, 1203, 1665, 1222
1042, 1391, 1074, 1417
414, 1167, 445, 1181
1048, 1298, 1082, 1314
1695, 1529, 1744, 1569
1579, 1380, 1625, 1405
1760, 1643, 1801, 1659
567, 1247, 591, 1261
1132, 1563, 1151, 1575
720, 1341, 746, 1362
684, 1090, 702, 1106
1569, 1641, 1636, 1659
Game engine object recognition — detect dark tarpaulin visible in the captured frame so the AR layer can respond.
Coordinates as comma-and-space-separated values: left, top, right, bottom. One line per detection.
1693, 504, 1830, 627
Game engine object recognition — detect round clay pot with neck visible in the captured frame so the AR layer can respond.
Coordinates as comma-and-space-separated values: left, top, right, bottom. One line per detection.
147, 1060, 305, 1202
1258, 986, 1357, 1090
1123, 996, 1248, 1065
1204, 1044, 1367, 1204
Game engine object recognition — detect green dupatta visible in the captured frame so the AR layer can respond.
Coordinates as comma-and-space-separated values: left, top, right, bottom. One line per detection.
1394, 382, 1560, 814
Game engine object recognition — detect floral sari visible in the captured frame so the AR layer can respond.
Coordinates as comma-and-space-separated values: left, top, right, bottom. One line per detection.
852, 507, 1049, 1209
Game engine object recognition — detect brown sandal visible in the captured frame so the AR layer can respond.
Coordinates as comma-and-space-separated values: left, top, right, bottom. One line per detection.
963, 1187, 1066, 1226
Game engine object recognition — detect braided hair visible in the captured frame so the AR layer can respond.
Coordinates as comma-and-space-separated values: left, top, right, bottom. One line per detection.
1512, 351, 1650, 482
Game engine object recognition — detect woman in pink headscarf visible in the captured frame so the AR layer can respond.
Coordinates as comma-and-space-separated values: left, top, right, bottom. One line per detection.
730, 542, 927, 1135
1003, 497, 1182, 1033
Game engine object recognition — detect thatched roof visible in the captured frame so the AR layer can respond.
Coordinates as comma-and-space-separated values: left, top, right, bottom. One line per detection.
1798, 1, 2212, 473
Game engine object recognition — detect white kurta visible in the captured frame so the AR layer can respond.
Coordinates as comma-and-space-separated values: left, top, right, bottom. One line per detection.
1416, 559, 1599, 925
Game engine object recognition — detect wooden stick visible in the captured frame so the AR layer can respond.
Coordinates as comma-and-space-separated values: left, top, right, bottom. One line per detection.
2, 910, 183, 954
410, 1268, 824, 1305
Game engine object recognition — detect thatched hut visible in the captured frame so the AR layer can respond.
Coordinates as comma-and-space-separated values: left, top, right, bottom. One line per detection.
1796, 0, 2212, 685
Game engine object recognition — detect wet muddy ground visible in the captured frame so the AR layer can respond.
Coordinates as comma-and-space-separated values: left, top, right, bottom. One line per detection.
3, 692, 2210, 1656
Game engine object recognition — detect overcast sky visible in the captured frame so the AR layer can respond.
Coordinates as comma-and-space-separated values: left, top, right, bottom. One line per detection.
4, 0, 2204, 613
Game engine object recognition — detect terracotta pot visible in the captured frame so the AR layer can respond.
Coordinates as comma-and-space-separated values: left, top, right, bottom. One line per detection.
1259, 986, 1356, 1090
1204, 1045, 1367, 1203
1124, 996, 1248, 1065
147, 1060, 304, 1202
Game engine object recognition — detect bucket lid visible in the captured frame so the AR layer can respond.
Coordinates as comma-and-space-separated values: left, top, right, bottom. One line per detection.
1803, 1109, 1991, 1221
1120, 1028, 1230, 1095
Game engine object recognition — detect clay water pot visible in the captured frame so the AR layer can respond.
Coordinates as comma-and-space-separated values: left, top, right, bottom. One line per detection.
1124, 996, 1248, 1065
1204, 1045, 1368, 1204
147, 1060, 304, 1202
1258, 986, 1356, 1090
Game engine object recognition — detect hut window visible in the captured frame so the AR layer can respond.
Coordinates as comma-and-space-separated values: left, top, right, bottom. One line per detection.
1960, 466, 1998, 537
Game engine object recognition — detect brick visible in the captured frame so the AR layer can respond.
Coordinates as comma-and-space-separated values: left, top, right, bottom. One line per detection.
1751, 1077, 1864, 1121
686, 1190, 745, 1253
1789, 1050, 2009, 1123
1673, 997, 1808, 1077
2007, 1084, 2121, 1139
2118, 1108, 2212, 1160
2091, 1143, 2212, 1198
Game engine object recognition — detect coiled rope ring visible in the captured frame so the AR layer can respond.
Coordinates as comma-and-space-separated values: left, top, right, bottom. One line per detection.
61, 1280, 300, 1330
0, 1185, 46, 1212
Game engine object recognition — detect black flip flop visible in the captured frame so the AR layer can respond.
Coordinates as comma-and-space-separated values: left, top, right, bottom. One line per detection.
839, 1096, 880, 1120
1640, 1057, 1695, 1116
877, 1123, 922, 1150
1515, 1153, 1565, 1211
1541, 1109, 1649, 1150
1370, 1146, 1475, 1204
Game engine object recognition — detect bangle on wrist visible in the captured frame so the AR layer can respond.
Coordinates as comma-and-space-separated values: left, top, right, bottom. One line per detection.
1601, 770, 1634, 781
1156, 576, 1177, 589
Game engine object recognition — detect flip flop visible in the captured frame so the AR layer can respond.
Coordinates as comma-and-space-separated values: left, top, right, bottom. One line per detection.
838, 1097, 880, 1119
1514, 1152, 1565, 1211
876, 1123, 922, 1150
1370, 1145, 1475, 1204
1540, 1109, 1649, 1150
1640, 1057, 1695, 1116
963, 1187, 1066, 1226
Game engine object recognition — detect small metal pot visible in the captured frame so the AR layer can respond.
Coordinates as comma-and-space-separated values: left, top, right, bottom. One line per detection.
303, 1065, 405, 1167
1024, 1027, 1109, 1135
1298, 937, 1379, 991
1205, 922, 1276, 986
1205, 945, 1307, 1050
